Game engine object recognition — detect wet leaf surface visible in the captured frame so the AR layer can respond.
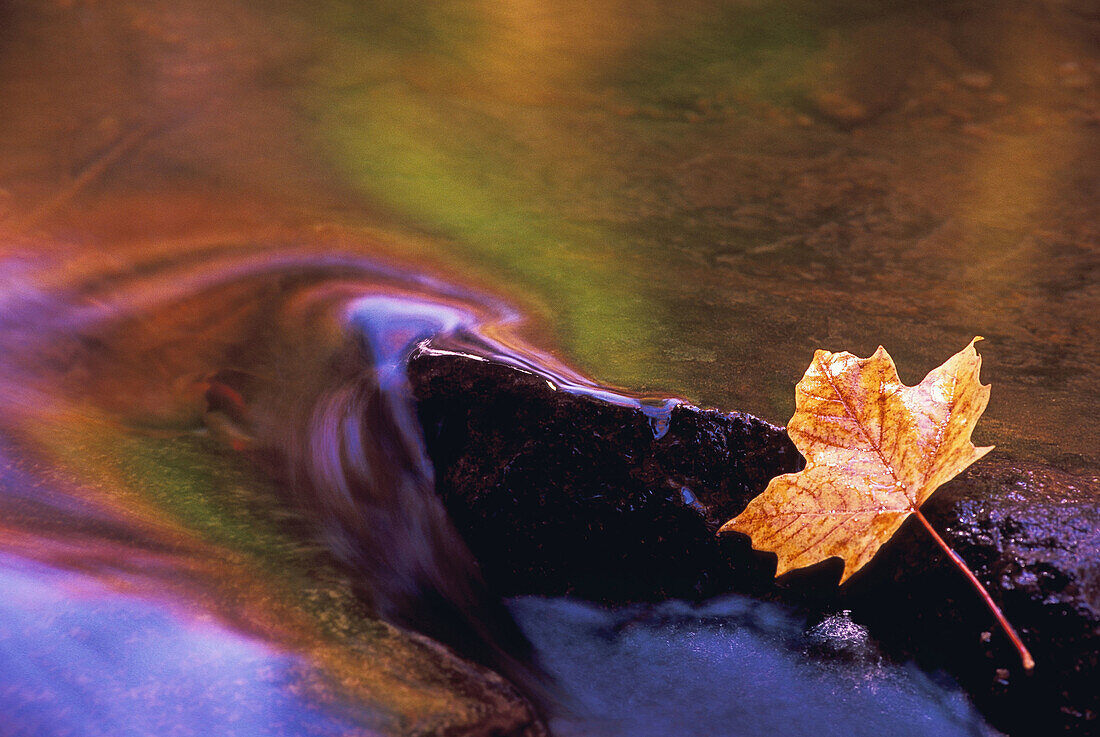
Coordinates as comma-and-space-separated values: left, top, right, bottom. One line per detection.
720, 339, 992, 582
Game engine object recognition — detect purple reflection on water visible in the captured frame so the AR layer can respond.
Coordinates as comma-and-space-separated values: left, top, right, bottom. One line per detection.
0, 553, 379, 737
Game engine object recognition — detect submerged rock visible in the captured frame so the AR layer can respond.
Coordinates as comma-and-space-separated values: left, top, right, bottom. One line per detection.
369, 623, 548, 737
408, 347, 1099, 736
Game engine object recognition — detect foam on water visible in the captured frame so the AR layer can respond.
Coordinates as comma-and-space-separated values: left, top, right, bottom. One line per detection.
511, 596, 1002, 737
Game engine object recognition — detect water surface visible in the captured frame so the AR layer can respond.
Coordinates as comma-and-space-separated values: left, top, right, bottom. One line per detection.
511, 596, 1000, 737
0, 1, 1095, 734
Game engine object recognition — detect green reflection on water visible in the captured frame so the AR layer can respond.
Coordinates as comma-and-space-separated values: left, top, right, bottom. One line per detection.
295, 15, 657, 385
4, 0, 1088, 459
284, 0, 1098, 461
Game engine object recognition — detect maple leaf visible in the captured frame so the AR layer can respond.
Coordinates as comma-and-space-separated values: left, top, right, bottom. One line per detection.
719, 338, 1033, 670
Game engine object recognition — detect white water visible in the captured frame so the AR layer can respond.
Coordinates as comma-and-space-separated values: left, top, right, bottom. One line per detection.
512, 596, 1001, 737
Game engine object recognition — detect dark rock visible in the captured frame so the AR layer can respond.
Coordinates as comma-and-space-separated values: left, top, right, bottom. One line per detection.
843, 460, 1100, 736
408, 347, 1100, 736
409, 347, 802, 602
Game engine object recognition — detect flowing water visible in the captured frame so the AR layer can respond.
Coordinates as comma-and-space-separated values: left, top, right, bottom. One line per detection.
510, 597, 998, 737
0, 1, 1096, 735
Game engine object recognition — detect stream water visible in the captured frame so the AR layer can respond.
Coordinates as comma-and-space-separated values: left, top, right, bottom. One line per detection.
1, 1, 1095, 735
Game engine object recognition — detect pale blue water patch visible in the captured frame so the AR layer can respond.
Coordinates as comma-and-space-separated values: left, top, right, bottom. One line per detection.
0, 553, 381, 737
510, 596, 1001, 737
346, 292, 684, 440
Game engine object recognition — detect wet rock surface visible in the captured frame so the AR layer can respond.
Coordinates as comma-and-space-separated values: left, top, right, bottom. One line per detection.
409, 347, 803, 602
408, 348, 1100, 736
842, 459, 1100, 736
375, 625, 548, 737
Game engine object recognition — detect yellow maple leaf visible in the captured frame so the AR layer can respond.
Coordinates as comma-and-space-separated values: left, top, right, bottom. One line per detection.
720, 338, 1034, 670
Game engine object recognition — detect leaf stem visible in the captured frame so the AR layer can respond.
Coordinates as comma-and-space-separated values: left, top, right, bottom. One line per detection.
913, 509, 1034, 672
